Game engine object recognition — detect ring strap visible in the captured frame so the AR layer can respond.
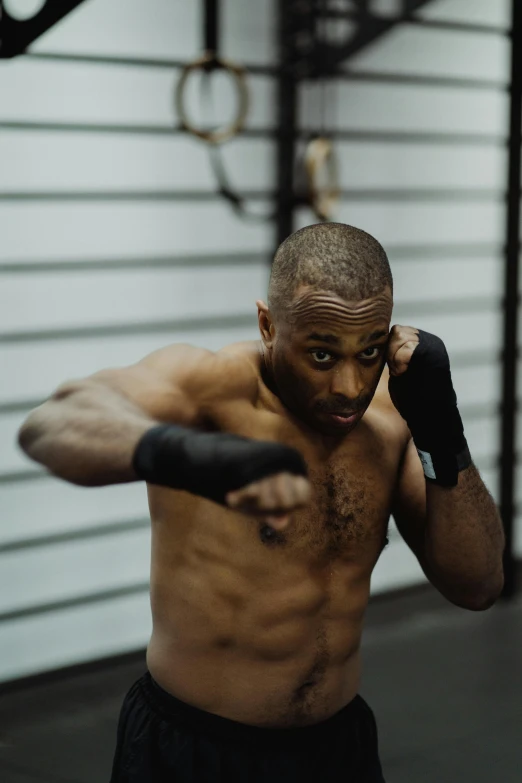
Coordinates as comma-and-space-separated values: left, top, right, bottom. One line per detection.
205, 0, 219, 57
304, 137, 340, 221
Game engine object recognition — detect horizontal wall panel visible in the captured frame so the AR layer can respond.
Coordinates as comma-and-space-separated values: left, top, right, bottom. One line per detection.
0, 412, 34, 474
418, 0, 511, 29
0, 264, 268, 334
462, 415, 500, 464
221, 0, 276, 67
1, 528, 150, 614
0, 132, 275, 192
0, 203, 274, 262
29, 0, 199, 60
0, 591, 151, 684
295, 203, 505, 247
390, 257, 503, 302
0, 59, 275, 128
299, 81, 508, 136
1, 480, 148, 547
348, 23, 509, 82
30, 0, 276, 66
389, 310, 500, 357
450, 365, 501, 409
335, 143, 506, 190
0, 324, 261, 404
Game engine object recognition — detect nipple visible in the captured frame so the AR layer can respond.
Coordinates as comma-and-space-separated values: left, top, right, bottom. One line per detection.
259, 524, 286, 546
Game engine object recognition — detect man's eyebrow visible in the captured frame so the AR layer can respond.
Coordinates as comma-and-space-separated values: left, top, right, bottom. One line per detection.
306, 333, 340, 345
358, 330, 389, 345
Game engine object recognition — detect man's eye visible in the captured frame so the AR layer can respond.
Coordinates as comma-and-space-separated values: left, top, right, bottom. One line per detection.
360, 347, 381, 360
310, 350, 334, 363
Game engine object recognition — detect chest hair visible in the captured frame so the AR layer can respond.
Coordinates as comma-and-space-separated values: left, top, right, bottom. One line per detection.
259, 465, 386, 559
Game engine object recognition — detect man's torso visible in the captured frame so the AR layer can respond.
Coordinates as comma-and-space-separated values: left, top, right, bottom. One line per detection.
145, 340, 409, 727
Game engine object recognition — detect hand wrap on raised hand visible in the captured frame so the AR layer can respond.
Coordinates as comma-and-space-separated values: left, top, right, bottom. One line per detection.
389, 330, 471, 487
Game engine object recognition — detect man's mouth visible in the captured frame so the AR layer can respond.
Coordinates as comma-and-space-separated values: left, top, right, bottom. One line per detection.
323, 411, 360, 426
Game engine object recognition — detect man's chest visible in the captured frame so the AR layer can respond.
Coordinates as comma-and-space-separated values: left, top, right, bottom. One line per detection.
285, 434, 399, 566
210, 400, 403, 564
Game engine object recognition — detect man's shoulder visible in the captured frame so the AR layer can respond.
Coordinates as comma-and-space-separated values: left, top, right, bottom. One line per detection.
215, 341, 263, 383
216, 340, 262, 367
139, 341, 260, 406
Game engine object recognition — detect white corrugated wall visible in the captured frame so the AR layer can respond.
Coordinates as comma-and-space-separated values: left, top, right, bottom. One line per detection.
0, 0, 516, 684
0, 0, 277, 683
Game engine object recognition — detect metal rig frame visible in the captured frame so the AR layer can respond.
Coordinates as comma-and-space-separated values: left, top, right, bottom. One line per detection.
275, 0, 521, 599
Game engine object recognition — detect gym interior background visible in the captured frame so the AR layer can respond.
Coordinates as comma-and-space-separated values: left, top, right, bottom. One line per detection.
1, 0, 521, 781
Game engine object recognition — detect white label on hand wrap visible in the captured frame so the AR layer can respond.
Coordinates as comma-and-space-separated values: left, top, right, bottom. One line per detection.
417, 449, 436, 480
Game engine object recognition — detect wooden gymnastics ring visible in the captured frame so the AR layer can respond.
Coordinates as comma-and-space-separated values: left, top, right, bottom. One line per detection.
304, 137, 340, 221
175, 52, 249, 145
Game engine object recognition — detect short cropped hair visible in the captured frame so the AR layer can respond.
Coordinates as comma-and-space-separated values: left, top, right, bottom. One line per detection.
268, 223, 393, 318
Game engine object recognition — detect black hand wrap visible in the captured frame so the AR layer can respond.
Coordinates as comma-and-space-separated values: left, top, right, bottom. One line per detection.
132, 424, 308, 505
389, 330, 471, 487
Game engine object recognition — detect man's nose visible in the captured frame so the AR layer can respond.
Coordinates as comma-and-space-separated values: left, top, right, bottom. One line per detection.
329, 362, 365, 400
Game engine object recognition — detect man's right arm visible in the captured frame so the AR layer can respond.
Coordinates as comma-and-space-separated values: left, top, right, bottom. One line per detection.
17, 344, 257, 487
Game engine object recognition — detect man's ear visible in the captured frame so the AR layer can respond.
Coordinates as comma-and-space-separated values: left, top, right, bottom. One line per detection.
256, 300, 274, 348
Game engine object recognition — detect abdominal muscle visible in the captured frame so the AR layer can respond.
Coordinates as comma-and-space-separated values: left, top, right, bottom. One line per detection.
145, 495, 374, 729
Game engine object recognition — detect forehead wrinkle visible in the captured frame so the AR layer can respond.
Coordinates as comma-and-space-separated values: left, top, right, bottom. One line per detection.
290, 303, 391, 327
292, 290, 391, 308
284, 291, 392, 330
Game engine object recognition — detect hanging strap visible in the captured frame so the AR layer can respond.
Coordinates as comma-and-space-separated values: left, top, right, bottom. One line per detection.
204, 0, 219, 58
301, 0, 340, 221
176, 0, 276, 221
304, 137, 340, 221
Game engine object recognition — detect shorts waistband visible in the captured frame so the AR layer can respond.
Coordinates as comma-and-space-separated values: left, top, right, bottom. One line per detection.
140, 670, 363, 747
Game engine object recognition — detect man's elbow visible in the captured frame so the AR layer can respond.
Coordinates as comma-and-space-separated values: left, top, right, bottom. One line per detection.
448, 577, 504, 612
464, 592, 501, 612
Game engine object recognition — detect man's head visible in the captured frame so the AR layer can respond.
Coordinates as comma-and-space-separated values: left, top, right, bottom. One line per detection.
257, 222, 393, 436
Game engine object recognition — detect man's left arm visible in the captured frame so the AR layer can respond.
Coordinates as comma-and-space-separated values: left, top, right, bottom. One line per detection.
387, 325, 505, 611
391, 437, 505, 611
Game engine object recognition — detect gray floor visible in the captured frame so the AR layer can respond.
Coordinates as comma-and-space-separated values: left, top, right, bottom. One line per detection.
1, 587, 521, 783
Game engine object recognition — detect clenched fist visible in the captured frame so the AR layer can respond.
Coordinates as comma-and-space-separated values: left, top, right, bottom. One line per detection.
386, 324, 420, 377
225, 471, 312, 529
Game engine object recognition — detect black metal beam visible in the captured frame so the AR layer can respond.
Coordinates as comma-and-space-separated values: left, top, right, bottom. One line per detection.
0, 0, 87, 58
204, 0, 219, 55
291, 0, 435, 78
500, 2, 522, 600
275, 1, 298, 247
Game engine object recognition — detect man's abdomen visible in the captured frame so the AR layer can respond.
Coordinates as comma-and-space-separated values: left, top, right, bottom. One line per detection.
146, 552, 368, 728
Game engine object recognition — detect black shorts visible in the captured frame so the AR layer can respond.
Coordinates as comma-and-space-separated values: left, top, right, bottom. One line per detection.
109, 670, 386, 783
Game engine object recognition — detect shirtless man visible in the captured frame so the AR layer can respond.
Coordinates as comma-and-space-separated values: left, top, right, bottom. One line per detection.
18, 223, 505, 782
